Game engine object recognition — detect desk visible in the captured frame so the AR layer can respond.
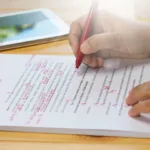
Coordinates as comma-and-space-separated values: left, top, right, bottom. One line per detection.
0, 0, 150, 149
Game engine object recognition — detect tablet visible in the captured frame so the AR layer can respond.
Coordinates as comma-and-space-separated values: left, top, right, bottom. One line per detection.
0, 9, 69, 51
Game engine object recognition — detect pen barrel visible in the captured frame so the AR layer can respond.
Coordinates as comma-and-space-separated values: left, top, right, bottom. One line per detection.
76, 0, 99, 68
76, 51, 84, 68
80, 0, 98, 43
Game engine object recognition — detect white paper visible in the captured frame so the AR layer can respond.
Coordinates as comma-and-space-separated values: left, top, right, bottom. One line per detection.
0, 54, 150, 135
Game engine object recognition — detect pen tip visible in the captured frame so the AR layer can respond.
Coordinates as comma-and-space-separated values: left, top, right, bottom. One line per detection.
76, 56, 83, 69
76, 63, 80, 69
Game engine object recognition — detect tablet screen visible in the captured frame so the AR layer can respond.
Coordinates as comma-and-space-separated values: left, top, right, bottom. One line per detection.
0, 11, 61, 43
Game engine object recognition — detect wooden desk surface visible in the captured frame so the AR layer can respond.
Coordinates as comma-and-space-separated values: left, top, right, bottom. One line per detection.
0, 0, 150, 149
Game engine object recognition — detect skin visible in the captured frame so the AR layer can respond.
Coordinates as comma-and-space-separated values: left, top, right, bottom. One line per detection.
126, 82, 150, 117
69, 10, 150, 117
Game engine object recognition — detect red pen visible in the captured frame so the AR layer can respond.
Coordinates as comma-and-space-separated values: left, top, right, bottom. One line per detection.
75, 0, 99, 68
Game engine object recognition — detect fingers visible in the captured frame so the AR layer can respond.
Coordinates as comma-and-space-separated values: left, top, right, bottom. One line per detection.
69, 16, 86, 55
128, 100, 150, 117
82, 55, 104, 68
125, 82, 150, 117
103, 58, 123, 70
69, 22, 81, 55
126, 82, 150, 106
80, 33, 119, 54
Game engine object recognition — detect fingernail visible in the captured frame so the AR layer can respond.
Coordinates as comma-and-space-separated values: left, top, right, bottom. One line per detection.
129, 89, 133, 95
97, 58, 104, 67
125, 103, 130, 106
128, 109, 136, 117
128, 109, 140, 117
125, 91, 133, 105
81, 42, 91, 54
125, 97, 131, 105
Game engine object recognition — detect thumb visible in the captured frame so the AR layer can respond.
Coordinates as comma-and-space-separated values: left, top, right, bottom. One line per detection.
80, 33, 118, 54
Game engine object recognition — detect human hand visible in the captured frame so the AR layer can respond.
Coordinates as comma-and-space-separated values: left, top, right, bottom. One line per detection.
126, 82, 150, 117
69, 11, 150, 69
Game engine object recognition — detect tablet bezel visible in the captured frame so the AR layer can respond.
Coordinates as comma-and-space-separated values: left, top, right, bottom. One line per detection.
0, 8, 69, 50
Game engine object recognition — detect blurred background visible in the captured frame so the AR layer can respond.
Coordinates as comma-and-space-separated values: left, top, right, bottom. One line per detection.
1, 0, 150, 23
0, 0, 150, 45
0, 0, 149, 54
0, 0, 136, 24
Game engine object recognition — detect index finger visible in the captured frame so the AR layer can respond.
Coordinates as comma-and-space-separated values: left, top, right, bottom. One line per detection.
68, 16, 86, 55
128, 100, 150, 117
126, 82, 150, 105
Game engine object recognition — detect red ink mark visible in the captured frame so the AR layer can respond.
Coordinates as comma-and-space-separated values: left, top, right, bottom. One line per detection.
36, 114, 43, 125
7, 92, 14, 94
39, 90, 55, 112
24, 83, 31, 90
109, 90, 116, 93
17, 104, 24, 111
100, 103, 105, 106
26, 89, 55, 124
66, 99, 70, 102
36, 119, 41, 124
41, 60, 48, 69
42, 77, 49, 84
22, 85, 32, 100
50, 89, 55, 95
43, 69, 49, 75
40, 104, 47, 112
104, 86, 110, 90
10, 103, 24, 121
29, 111, 36, 121
48, 70, 53, 76
94, 102, 99, 105
34, 62, 42, 71
10, 108, 18, 121
82, 102, 87, 105
36, 107, 41, 112
39, 92, 47, 112
58, 71, 63, 76
45, 90, 54, 102
26, 111, 37, 124
42, 64, 46, 69
10, 114, 15, 121
29, 92, 47, 114
26, 121, 30, 125
25, 83, 29, 86
124, 104, 129, 108
38, 114, 43, 117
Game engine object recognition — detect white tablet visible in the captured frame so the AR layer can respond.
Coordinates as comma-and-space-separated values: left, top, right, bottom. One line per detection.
0, 9, 70, 51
